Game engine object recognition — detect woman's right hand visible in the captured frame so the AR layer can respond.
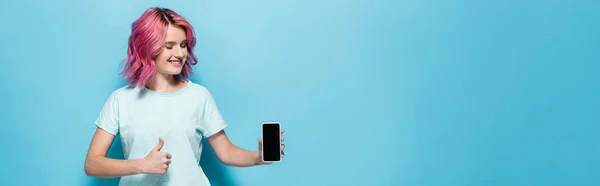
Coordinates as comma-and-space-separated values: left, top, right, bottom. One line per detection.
141, 137, 172, 174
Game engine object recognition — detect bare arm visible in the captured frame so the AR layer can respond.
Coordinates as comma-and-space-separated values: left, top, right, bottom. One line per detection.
206, 130, 262, 167
84, 128, 144, 178
207, 130, 285, 167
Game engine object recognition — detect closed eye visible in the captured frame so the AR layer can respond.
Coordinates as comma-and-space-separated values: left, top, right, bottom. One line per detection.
165, 40, 187, 49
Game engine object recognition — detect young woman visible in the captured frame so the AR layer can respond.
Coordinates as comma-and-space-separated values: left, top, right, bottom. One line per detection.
84, 7, 285, 185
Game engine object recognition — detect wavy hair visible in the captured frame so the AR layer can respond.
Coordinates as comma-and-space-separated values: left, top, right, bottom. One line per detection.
120, 7, 198, 88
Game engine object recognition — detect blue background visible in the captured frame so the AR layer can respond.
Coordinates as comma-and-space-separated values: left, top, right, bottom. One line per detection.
1, 0, 599, 185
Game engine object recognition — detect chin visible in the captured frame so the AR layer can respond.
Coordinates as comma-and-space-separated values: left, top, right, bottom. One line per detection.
167, 67, 183, 74
158, 69, 183, 76
169, 70, 183, 75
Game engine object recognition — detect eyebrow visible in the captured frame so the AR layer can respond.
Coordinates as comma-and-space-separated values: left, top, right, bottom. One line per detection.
165, 40, 187, 44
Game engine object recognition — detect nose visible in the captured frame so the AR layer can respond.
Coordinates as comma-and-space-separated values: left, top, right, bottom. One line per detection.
174, 46, 184, 58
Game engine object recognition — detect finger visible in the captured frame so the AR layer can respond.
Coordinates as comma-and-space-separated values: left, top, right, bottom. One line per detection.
153, 137, 164, 151
164, 153, 172, 159
280, 129, 285, 134
281, 154, 284, 159
258, 138, 263, 144
281, 135, 284, 142
166, 159, 172, 165
281, 144, 285, 150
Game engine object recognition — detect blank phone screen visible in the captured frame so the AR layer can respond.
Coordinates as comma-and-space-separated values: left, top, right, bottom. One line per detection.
262, 123, 281, 161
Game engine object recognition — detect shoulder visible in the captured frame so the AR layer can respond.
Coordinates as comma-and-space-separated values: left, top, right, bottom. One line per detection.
185, 81, 214, 98
104, 85, 141, 101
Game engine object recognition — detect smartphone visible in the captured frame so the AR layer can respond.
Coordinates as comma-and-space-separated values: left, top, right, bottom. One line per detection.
262, 122, 281, 162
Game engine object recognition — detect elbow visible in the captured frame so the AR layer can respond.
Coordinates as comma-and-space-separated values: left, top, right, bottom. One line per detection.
217, 153, 232, 166
216, 147, 234, 166
84, 165, 91, 176
84, 159, 98, 177
84, 162, 93, 176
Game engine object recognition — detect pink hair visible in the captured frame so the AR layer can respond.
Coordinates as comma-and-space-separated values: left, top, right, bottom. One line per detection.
120, 7, 198, 88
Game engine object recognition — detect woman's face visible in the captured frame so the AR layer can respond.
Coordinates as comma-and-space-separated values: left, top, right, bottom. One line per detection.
155, 24, 188, 76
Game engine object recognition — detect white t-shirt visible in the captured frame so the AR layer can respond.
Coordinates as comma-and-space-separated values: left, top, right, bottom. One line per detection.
95, 80, 227, 186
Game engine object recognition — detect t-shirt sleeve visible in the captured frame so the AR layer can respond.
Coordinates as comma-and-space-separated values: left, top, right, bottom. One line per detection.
95, 92, 119, 136
198, 89, 227, 138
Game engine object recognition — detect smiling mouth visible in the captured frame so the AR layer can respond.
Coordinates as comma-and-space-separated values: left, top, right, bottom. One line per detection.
168, 59, 182, 65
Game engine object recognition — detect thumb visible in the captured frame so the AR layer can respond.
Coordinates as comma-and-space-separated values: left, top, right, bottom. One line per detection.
153, 137, 164, 151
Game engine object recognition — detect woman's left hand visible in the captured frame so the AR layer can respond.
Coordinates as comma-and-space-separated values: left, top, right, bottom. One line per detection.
257, 129, 285, 165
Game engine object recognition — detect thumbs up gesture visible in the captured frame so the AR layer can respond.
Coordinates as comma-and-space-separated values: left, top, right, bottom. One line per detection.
141, 137, 172, 174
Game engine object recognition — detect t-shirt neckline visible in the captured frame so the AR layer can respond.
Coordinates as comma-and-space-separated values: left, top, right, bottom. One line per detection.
143, 80, 191, 96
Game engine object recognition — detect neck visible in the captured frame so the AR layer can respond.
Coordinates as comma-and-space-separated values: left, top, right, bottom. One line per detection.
145, 73, 182, 93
